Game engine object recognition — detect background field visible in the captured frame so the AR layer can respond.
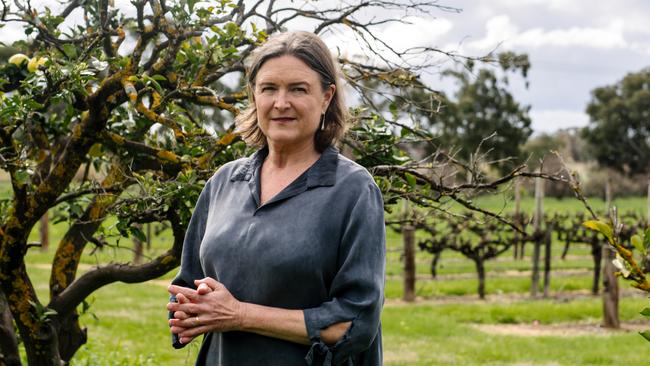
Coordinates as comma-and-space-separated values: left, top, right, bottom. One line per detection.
2, 178, 649, 365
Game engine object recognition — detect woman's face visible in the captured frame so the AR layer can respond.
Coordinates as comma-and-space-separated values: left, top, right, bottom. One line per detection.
254, 55, 335, 150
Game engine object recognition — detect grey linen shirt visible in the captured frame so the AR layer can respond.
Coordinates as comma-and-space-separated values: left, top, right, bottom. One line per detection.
170, 146, 386, 366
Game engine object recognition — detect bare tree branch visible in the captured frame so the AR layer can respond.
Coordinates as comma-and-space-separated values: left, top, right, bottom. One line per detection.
49, 209, 185, 314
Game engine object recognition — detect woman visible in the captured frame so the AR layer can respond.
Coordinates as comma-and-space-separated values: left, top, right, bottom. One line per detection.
167, 31, 385, 366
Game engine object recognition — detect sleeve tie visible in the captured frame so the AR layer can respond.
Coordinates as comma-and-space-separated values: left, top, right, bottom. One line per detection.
305, 340, 333, 366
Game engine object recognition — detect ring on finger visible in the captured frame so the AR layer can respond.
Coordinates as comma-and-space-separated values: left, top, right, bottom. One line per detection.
195, 316, 200, 326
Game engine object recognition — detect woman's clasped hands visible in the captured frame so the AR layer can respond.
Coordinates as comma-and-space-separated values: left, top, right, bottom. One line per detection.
167, 278, 245, 344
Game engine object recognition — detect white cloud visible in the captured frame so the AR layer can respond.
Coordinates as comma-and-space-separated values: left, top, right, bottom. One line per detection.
530, 109, 589, 134
492, 0, 604, 15
516, 20, 626, 49
380, 16, 453, 50
467, 15, 628, 52
465, 15, 517, 51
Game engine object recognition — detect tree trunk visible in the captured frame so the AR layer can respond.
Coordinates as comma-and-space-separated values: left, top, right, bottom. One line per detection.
531, 175, 544, 297
50, 165, 126, 298
543, 226, 552, 298
531, 238, 541, 297
475, 259, 486, 299
20, 322, 61, 366
591, 239, 602, 295
55, 312, 87, 363
560, 239, 570, 260
601, 245, 620, 328
430, 251, 441, 279
2, 266, 62, 366
1, 215, 63, 366
402, 224, 416, 302
0, 290, 21, 366
40, 213, 49, 252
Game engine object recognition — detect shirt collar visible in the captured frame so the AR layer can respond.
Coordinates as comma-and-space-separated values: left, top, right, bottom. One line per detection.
230, 145, 339, 188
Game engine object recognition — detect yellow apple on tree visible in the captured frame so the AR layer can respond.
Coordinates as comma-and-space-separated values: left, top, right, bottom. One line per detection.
8, 53, 29, 67
27, 57, 47, 72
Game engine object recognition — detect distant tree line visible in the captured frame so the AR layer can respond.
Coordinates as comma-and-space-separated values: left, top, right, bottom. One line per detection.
415, 63, 650, 198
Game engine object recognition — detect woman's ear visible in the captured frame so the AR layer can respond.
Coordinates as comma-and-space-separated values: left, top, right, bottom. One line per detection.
322, 84, 336, 113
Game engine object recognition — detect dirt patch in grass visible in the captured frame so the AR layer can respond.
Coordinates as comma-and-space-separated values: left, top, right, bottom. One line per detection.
387, 268, 593, 281
384, 288, 645, 306
383, 348, 419, 364
473, 320, 650, 337
30, 262, 93, 271
151, 279, 172, 287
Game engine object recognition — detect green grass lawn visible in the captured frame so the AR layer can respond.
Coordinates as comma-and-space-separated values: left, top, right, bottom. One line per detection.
382, 298, 650, 366
72, 286, 650, 366
3, 179, 650, 365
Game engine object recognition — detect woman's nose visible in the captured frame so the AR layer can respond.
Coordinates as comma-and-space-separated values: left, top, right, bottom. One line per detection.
273, 91, 290, 110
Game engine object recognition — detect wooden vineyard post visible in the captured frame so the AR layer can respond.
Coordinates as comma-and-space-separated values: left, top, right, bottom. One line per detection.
543, 223, 552, 298
605, 178, 612, 210
602, 251, 620, 328
514, 180, 522, 259
402, 200, 416, 302
147, 223, 152, 250
40, 212, 49, 251
403, 224, 416, 302
531, 174, 544, 298
590, 237, 602, 295
430, 251, 441, 279
602, 178, 620, 328
647, 179, 650, 227
646, 180, 650, 272
133, 223, 144, 265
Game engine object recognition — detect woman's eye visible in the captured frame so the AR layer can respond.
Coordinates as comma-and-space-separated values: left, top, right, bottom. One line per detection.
292, 87, 307, 93
260, 86, 276, 93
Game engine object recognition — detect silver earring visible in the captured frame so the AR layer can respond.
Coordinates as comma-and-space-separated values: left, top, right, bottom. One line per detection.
320, 113, 326, 131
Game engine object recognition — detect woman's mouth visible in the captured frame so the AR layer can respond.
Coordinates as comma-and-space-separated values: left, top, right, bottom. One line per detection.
271, 117, 296, 123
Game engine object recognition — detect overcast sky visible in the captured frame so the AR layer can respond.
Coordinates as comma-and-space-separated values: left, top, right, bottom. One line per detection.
2, 0, 648, 134
352, 0, 650, 134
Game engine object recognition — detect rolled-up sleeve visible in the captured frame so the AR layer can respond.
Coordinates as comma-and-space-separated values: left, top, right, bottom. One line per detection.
303, 180, 386, 365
